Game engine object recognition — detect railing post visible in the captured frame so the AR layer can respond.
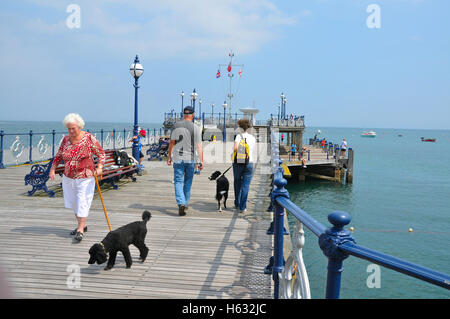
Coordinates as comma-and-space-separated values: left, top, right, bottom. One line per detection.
271, 176, 290, 299
123, 129, 126, 149
113, 129, 116, 150
0, 130, 4, 168
29, 130, 33, 164
52, 130, 56, 158
318, 211, 355, 299
100, 129, 104, 148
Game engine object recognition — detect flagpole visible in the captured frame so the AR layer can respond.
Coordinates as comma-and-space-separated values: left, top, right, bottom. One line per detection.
217, 50, 243, 119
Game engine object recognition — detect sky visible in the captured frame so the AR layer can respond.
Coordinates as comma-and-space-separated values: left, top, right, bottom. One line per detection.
0, 0, 449, 129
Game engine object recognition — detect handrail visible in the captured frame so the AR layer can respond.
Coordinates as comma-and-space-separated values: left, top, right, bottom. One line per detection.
0, 127, 164, 168
267, 127, 450, 299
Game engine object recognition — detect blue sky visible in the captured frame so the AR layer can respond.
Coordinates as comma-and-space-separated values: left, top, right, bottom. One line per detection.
0, 0, 449, 129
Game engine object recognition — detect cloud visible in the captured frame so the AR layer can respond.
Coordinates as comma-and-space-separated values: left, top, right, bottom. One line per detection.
18, 0, 299, 59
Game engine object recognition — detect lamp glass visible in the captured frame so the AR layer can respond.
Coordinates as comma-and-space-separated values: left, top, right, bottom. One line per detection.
130, 63, 144, 78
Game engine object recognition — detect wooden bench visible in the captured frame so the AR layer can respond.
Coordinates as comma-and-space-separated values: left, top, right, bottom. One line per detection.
24, 150, 139, 197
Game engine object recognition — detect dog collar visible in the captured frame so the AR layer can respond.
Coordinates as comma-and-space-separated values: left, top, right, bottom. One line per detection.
99, 242, 108, 256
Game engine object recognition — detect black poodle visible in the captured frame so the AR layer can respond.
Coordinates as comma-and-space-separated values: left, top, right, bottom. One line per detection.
88, 211, 151, 270
209, 170, 229, 212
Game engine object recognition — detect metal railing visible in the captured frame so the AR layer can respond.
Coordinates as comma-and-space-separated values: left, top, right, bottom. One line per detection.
163, 112, 306, 128
266, 128, 450, 299
0, 127, 164, 168
269, 115, 305, 128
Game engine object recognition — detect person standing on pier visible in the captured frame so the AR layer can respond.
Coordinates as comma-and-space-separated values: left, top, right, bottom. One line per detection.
49, 113, 105, 242
129, 129, 146, 166
340, 138, 348, 158
167, 106, 204, 216
291, 142, 297, 157
232, 119, 256, 214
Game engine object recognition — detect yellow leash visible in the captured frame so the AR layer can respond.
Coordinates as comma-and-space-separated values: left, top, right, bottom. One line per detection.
94, 172, 112, 232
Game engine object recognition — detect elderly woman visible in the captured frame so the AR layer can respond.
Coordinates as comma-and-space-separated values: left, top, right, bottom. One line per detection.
49, 113, 105, 242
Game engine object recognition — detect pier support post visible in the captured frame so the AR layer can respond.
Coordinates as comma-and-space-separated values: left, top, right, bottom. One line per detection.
346, 148, 354, 183
318, 211, 355, 299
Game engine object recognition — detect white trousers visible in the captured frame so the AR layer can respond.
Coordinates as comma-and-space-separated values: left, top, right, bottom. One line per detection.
62, 175, 95, 218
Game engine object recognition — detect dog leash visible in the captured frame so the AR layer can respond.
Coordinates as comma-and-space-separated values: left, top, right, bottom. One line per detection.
220, 165, 233, 177
94, 172, 112, 232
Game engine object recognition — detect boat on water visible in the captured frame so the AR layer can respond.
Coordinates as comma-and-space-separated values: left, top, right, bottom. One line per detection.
421, 137, 436, 142
361, 131, 376, 138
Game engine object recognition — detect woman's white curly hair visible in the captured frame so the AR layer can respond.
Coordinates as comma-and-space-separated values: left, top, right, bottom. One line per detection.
63, 113, 85, 129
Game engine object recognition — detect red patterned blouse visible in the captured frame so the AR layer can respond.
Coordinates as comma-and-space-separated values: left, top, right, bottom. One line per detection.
52, 132, 105, 179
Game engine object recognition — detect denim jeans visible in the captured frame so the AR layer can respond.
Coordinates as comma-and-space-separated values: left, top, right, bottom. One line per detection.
173, 161, 196, 207
233, 163, 254, 211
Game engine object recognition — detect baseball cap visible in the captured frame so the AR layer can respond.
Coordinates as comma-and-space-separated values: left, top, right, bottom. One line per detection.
139, 129, 146, 137
183, 106, 194, 114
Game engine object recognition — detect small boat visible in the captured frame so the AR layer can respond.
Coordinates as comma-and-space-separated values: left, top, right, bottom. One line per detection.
421, 137, 436, 142
361, 131, 376, 138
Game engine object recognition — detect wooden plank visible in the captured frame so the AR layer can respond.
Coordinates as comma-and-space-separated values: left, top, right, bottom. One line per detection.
0, 152, 274, 299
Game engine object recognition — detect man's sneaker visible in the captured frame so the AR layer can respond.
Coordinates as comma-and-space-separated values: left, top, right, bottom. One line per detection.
240, 209, 247, 214
178, 205, 186, 216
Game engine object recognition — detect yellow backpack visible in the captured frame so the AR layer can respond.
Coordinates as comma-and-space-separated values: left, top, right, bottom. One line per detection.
233, 134, 249, 165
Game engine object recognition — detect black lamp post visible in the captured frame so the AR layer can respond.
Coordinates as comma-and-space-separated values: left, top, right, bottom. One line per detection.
222, 101, 227, 142
129, 55, 144, 165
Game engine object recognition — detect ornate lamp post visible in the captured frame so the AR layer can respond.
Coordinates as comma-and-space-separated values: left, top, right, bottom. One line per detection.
222, 101, 227, 142
190, 89, 198, 122
180, 91, 185, 118
280, 93, 285, 119
199, 99, 202, 121
211, 103, 215, 119
129, 55, 144, 165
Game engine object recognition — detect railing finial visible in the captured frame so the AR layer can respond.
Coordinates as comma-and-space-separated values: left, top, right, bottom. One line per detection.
319, 211, 355, 299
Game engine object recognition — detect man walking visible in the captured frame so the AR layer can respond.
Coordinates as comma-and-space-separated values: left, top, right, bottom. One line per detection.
167, 106, 204, 216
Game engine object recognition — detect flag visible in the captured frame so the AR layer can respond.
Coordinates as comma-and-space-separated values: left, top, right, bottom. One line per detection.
216, 69, 221, 78
227, 62, 232, 73
238, 69, 242, 77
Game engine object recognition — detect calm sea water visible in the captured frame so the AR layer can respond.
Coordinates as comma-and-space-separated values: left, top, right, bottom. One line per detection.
1, 121, 449, 298
286, 127, 450, 299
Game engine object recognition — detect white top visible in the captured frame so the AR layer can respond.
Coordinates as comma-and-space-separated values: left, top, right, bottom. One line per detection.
234, 132, 256, 163
340, 140, 348, 150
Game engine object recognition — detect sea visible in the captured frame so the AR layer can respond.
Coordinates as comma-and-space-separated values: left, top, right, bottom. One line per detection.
1, 120, 449, 299
287, 126, 450, 299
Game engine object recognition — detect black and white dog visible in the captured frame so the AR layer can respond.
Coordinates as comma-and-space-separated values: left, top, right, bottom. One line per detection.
208, 170, 230, 212
88, 211, 151, 270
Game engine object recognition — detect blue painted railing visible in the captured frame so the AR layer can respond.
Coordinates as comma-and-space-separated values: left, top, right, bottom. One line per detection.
267, 128, 450, 299
0, 127, 164, 168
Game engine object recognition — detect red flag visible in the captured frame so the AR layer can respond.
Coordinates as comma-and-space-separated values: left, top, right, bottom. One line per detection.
216, 69, 221, 78
227, 62, 232, 73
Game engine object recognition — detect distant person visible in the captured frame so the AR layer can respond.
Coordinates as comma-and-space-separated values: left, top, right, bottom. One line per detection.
291, 143, 297, 157
281, 134, 284, 143
340, 138, 348, 158
49, 113, 105, 242
129, 129, 146, 166
232, 119, 256, 214
321, 138, 326, 149
299, 146, 307, 168
167, 106, 204, 216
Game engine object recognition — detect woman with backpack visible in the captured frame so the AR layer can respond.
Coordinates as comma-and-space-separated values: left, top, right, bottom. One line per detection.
232, 119, 256, 214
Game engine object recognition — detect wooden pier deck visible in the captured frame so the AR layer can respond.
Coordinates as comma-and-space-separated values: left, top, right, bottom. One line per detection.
0, 145, 274, 299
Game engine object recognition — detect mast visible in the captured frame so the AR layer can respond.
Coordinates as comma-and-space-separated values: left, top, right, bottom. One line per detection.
218, 50, 243, 116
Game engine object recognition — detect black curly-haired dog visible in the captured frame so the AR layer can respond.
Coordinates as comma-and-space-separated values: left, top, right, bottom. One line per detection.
88, 211, 151, 270
209, 170, 229, 212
